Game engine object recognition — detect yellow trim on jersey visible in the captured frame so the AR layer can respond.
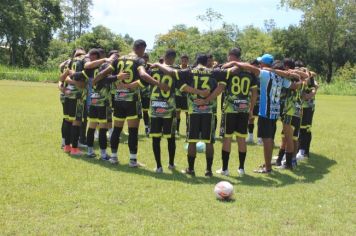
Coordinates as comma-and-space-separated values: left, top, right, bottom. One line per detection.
98, 119, 108, 124
126, 115, 139, 120
88, 118, 99, 123
235, 132, 247, 138
109, 64, 115, 70
82, 70, 89, 81
250, 85, 258, 89
149, 133, 162, 138
138, 80, 145, 88
180, 84, 187, 92
163, 134, 174, 138
113, 117, 125, 121
218, 81, 227, 86
224, 134, 234, 138
175, 70, 180, 80
226, 68, 231, 80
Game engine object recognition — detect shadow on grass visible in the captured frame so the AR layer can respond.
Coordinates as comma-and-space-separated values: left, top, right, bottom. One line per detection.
235, 153, 337, 188
72, 152, 336, 187
74, 155, 227, 185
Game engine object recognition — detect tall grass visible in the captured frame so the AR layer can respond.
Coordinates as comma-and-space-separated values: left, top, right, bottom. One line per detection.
0, 64, 58, 82
317, 80, 356, 96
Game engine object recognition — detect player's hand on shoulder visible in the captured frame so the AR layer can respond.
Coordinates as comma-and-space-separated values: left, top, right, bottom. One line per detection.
117, 72, 130, 80
194, 98, 207, 106
158, 82, 170, 92
199, 89, 210, 98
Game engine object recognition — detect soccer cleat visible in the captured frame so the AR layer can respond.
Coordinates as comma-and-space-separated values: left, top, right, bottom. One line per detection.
181, 168, 195, 176
145, 127, 150, 137
61, 143, 65, 149
296, 151, 306, 161
292, 158, 298, 168
276, 164, 293, 170
254, 167, 272, 174
70, 148, 84, 156
216, 168, 229, 176
205, 170, 213, 177
63, 145, 71, 153
238, 168, 245, 176
168, 164, 176, 170
257, 138, 263, 145
246, 133, 254, 143
154, 167, 163, 173
108, 157, 118, 164
129, 159, 140, 168
86, 152, 96, 158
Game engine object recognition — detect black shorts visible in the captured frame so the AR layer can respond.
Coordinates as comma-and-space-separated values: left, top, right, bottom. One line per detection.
253, 104, 259, 117
282, 115, 300, 141
176, 96, 188, 111
106, 106, 113, 123
149, 117, 176, 138
113, 101, 141, 121
224, 113, 249, 138
141, 97, 150, 111
88, 105, 107, 124
301, 107, 314, 131
258, 116, 277, 139
187, 113, 215, 143
63, 97, 84, 122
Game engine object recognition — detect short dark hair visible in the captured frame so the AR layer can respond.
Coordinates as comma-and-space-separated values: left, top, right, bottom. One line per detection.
229, 47, 242, 59
108, 50, 119, 57
88, 48, 100, 58
196, 53, 208, 66
295, 60, 305, 68
250, 59, 259, 66
272, 60, 285, 70
165, 49, 177, 59
207, 54, 213, 59
181, 54, 189, 60
283, 58, 295, 69
133, 39, 147, 49
97, 48, 106, 57
142, 53, 149, 59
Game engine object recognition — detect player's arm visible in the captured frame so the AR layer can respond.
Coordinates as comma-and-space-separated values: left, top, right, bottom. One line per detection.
93, 65, 115, 85
150, 63, 176, 76
137, 66, 170, 92
225, 62, 260, 77
180, 84, 210, 98
117, 80, 142, 90
194, 83, 226, 105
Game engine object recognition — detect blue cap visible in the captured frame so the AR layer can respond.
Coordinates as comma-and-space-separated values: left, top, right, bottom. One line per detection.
257, 54, 274, 65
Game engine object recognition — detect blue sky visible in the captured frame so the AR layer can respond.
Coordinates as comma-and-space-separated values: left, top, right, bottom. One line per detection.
91, 0, 303, 49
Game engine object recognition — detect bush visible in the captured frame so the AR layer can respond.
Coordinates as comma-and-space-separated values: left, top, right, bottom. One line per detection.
0, 65, 58, 82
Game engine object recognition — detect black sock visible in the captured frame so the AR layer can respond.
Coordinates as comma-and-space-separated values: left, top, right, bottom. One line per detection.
248, 123, 254, 133
206, 156, 213, 172
110, 127, 122, 153
277, 148, 285, 163
61, 119, 66, 139
143, 112, 149, 127
306, 131, 312, 155
187, 155, 195, 171
86, 128, 95, 148
285, 152, 293, 167
64, 121, 72, 145
71, 125, 80, 148
176, 118, 181, 132
238, 152, 246, 169
99, 128, 108, 150
153, 138, 161, 168
128, 127, 138, 154
80, 119, 87, 143
222, 150, 230, 171
299, 129, 307, 151
168, 137, 176, 166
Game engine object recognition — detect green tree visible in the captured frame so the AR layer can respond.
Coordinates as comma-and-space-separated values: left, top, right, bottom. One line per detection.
280, 0, 356, 82
197, 8, 223, 31
60, 0, 92, 42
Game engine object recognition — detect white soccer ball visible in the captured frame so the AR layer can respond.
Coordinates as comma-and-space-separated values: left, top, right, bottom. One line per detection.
214, 181, 234, 200
196, 141, 206, 153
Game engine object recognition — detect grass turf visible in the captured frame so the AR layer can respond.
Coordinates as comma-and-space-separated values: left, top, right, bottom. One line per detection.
0, 80, 355, 235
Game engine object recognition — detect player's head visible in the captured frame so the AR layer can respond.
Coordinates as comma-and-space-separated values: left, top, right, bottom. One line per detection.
250, 59, 260, 68
295, 60, 305, 68
88, 48, 100, 61
133, 39, 147, 57
196, 53, 208, 66
108, 50, 119, 60
228, 47, 241, 62
142, 53, 149, 64
159, 57, 164, 64
207, 54, 214, 68
283, 58, 295, 69
257, 53, 274, 68
74, 48, 86, 57
272, 60, 285, 70
180, 54, 189, 67
97, 48, 106, 59
164, 49, 177, 66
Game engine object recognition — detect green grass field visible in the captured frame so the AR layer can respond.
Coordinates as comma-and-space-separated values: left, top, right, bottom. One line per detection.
0, 80, 355, 235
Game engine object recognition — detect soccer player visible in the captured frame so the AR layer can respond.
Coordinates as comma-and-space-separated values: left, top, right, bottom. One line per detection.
61, 48, 88, 156
85, 49, 118, 159
94, 39, 169, 167
246, 59, 262, 144
140, 53, 151, 137
153, 54, 225, 177
224, 54, 300, 173
175, 54, 190, 137
297, 61, 318, 160
196, 48, 257, 176
273, 59, 307, 169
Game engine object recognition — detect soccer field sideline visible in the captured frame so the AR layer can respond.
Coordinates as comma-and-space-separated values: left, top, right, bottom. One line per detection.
0, 80, 355, 235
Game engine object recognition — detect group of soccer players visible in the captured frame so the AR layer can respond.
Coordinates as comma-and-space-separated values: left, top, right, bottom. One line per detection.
58, 39, 317, 176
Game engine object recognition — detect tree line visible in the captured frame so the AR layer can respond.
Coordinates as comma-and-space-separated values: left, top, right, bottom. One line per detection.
0, 0, 355, 83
